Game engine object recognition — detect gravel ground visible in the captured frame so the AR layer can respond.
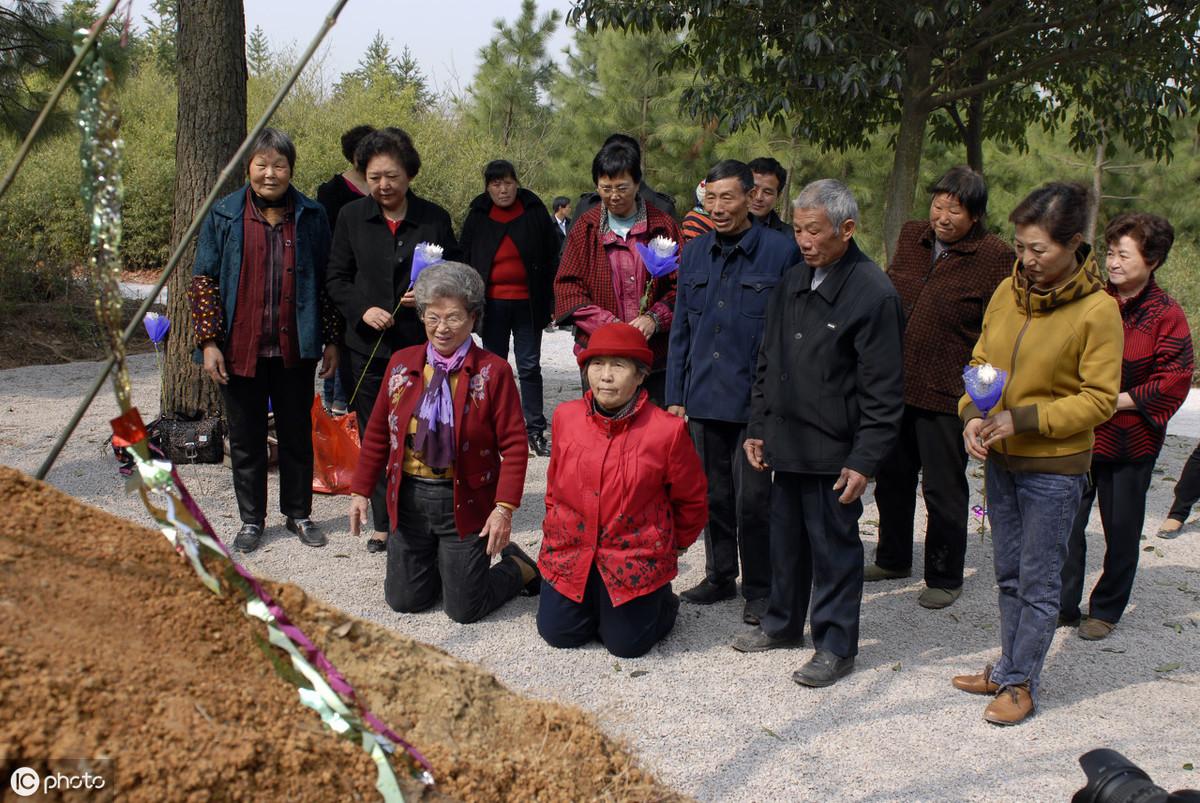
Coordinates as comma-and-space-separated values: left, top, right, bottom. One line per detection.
3, 332, 1198, 801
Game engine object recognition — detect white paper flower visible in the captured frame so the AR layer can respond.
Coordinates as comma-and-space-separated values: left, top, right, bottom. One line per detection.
649, 236, 677, 259
416, 242, 444, 261
977, 364, 998, 383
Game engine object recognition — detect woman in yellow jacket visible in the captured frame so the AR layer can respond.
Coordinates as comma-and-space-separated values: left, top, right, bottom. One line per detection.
951, 183, 1122, 726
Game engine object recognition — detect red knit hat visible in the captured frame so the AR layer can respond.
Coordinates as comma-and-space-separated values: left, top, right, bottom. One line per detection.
576, 321, 653, 368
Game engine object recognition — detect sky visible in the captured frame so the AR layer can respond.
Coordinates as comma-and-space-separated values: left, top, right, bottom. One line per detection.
119, 0, 579, 92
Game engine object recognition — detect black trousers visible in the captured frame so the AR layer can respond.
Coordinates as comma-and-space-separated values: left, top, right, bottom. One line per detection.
481, 298, 545, 436
348, 347, 392, 534
537, 566, 679, 658
759, 471, 864, 658
1168, 440, 1200, 522
385, 479, 524, 624
220, 356, 316, 525
873, 405, 970, 589
688, 418, 772, 599
1060, 459, 1156, 624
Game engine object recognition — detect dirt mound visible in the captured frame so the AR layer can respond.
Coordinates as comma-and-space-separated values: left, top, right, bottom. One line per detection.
0, 467, 680, 802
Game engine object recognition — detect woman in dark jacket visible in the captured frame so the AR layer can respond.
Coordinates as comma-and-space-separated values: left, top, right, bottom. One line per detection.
188, 127, 340, 554
1060, 213, 1193, 639
315, 124, 375, 414
538, 322, 707, 657
459, 159, 561, 456
870, 166, 1015, 609
325, 126, 460, 552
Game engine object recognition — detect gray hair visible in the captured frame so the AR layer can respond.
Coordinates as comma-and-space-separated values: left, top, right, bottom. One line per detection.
413, 261, 485, 323
792, 178, 859, 232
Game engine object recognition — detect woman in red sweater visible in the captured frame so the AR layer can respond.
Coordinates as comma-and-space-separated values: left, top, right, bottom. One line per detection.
459, 160, 562, 457
1059, 212, 1193, 639
537, 322, 708, 657
349, 261, 540, 623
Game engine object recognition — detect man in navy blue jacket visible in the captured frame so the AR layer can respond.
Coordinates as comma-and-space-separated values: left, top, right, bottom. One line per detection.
667, 159, 800, 626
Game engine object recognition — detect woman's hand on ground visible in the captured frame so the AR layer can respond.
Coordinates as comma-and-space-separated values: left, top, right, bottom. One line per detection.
480, 505, 512, 557
201, 341, 228, 385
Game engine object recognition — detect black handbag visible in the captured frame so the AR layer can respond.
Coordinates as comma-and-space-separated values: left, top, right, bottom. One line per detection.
157, 415, 226, 464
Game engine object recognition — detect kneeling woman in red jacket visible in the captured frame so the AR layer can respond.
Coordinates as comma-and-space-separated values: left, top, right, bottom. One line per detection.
350, 261, 540, 623
537, 322, 708, 657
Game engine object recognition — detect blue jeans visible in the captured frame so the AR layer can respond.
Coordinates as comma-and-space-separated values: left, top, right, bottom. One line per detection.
986, 461, 1086, 702
481, 298, 545, 436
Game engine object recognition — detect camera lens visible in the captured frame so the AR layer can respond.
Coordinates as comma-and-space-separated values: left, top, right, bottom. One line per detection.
1074, 749, 1168, 803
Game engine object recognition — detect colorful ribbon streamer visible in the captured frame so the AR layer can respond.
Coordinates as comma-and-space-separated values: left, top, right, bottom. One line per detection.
76, 31, 431, 802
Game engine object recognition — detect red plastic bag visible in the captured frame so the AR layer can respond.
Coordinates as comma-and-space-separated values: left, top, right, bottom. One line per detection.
312, 396, 360, 495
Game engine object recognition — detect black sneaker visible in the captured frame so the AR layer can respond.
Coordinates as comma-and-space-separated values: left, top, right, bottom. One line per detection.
233, 523, 263, 553
286, 517, 327, 548
528, 432, 551, 457
681, 578, 737, 605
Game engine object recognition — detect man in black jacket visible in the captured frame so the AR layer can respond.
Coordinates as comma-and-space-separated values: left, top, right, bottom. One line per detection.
460, 160, 562, 456
732, 179, 904, 689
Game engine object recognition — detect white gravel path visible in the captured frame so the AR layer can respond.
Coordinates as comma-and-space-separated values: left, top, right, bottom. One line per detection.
3, 333, 1198, 802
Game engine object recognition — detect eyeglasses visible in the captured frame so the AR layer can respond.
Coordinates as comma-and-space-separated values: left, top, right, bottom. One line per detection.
421, 312, 469, 329
597, 183, 634, 197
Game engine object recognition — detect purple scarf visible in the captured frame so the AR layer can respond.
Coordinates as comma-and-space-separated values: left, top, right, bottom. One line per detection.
413, 339, 471, 470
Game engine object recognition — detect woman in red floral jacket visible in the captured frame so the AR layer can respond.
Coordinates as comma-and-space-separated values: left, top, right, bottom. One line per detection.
350, 261, 540, 624
537, 322, 708, 657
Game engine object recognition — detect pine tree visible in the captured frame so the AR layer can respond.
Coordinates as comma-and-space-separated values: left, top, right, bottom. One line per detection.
467, 0, 561, 148
0, 1, 73, 134
142, 0, 178, 77
395, 45, 432, 107
245, 24, 272, 76
547, 27, 716, 212
335, 31, 398, 94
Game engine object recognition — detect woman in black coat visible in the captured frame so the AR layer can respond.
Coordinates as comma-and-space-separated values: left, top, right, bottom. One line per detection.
459, 159, 561, 456
325, 126, 460, 552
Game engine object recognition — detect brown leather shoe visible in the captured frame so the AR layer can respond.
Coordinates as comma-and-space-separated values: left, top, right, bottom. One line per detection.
984, 684, 1035, 726
952, 664, 998, 695
1079, 618, 1115, 640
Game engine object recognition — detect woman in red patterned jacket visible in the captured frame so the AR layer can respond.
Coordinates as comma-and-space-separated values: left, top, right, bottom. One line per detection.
537, 322, 708, 657
349, 261, 540, 624
1059, 213, 1193, 640
553, 141, 681, 405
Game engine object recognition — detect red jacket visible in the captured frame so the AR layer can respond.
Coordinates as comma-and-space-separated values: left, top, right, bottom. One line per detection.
539, 391, 708, 606
351, 342, 528, 535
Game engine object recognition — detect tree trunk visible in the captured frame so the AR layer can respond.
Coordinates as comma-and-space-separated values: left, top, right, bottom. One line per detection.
1086, 127, 1107, 246
162, 0, 246, 418
881, 46, 932, 263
